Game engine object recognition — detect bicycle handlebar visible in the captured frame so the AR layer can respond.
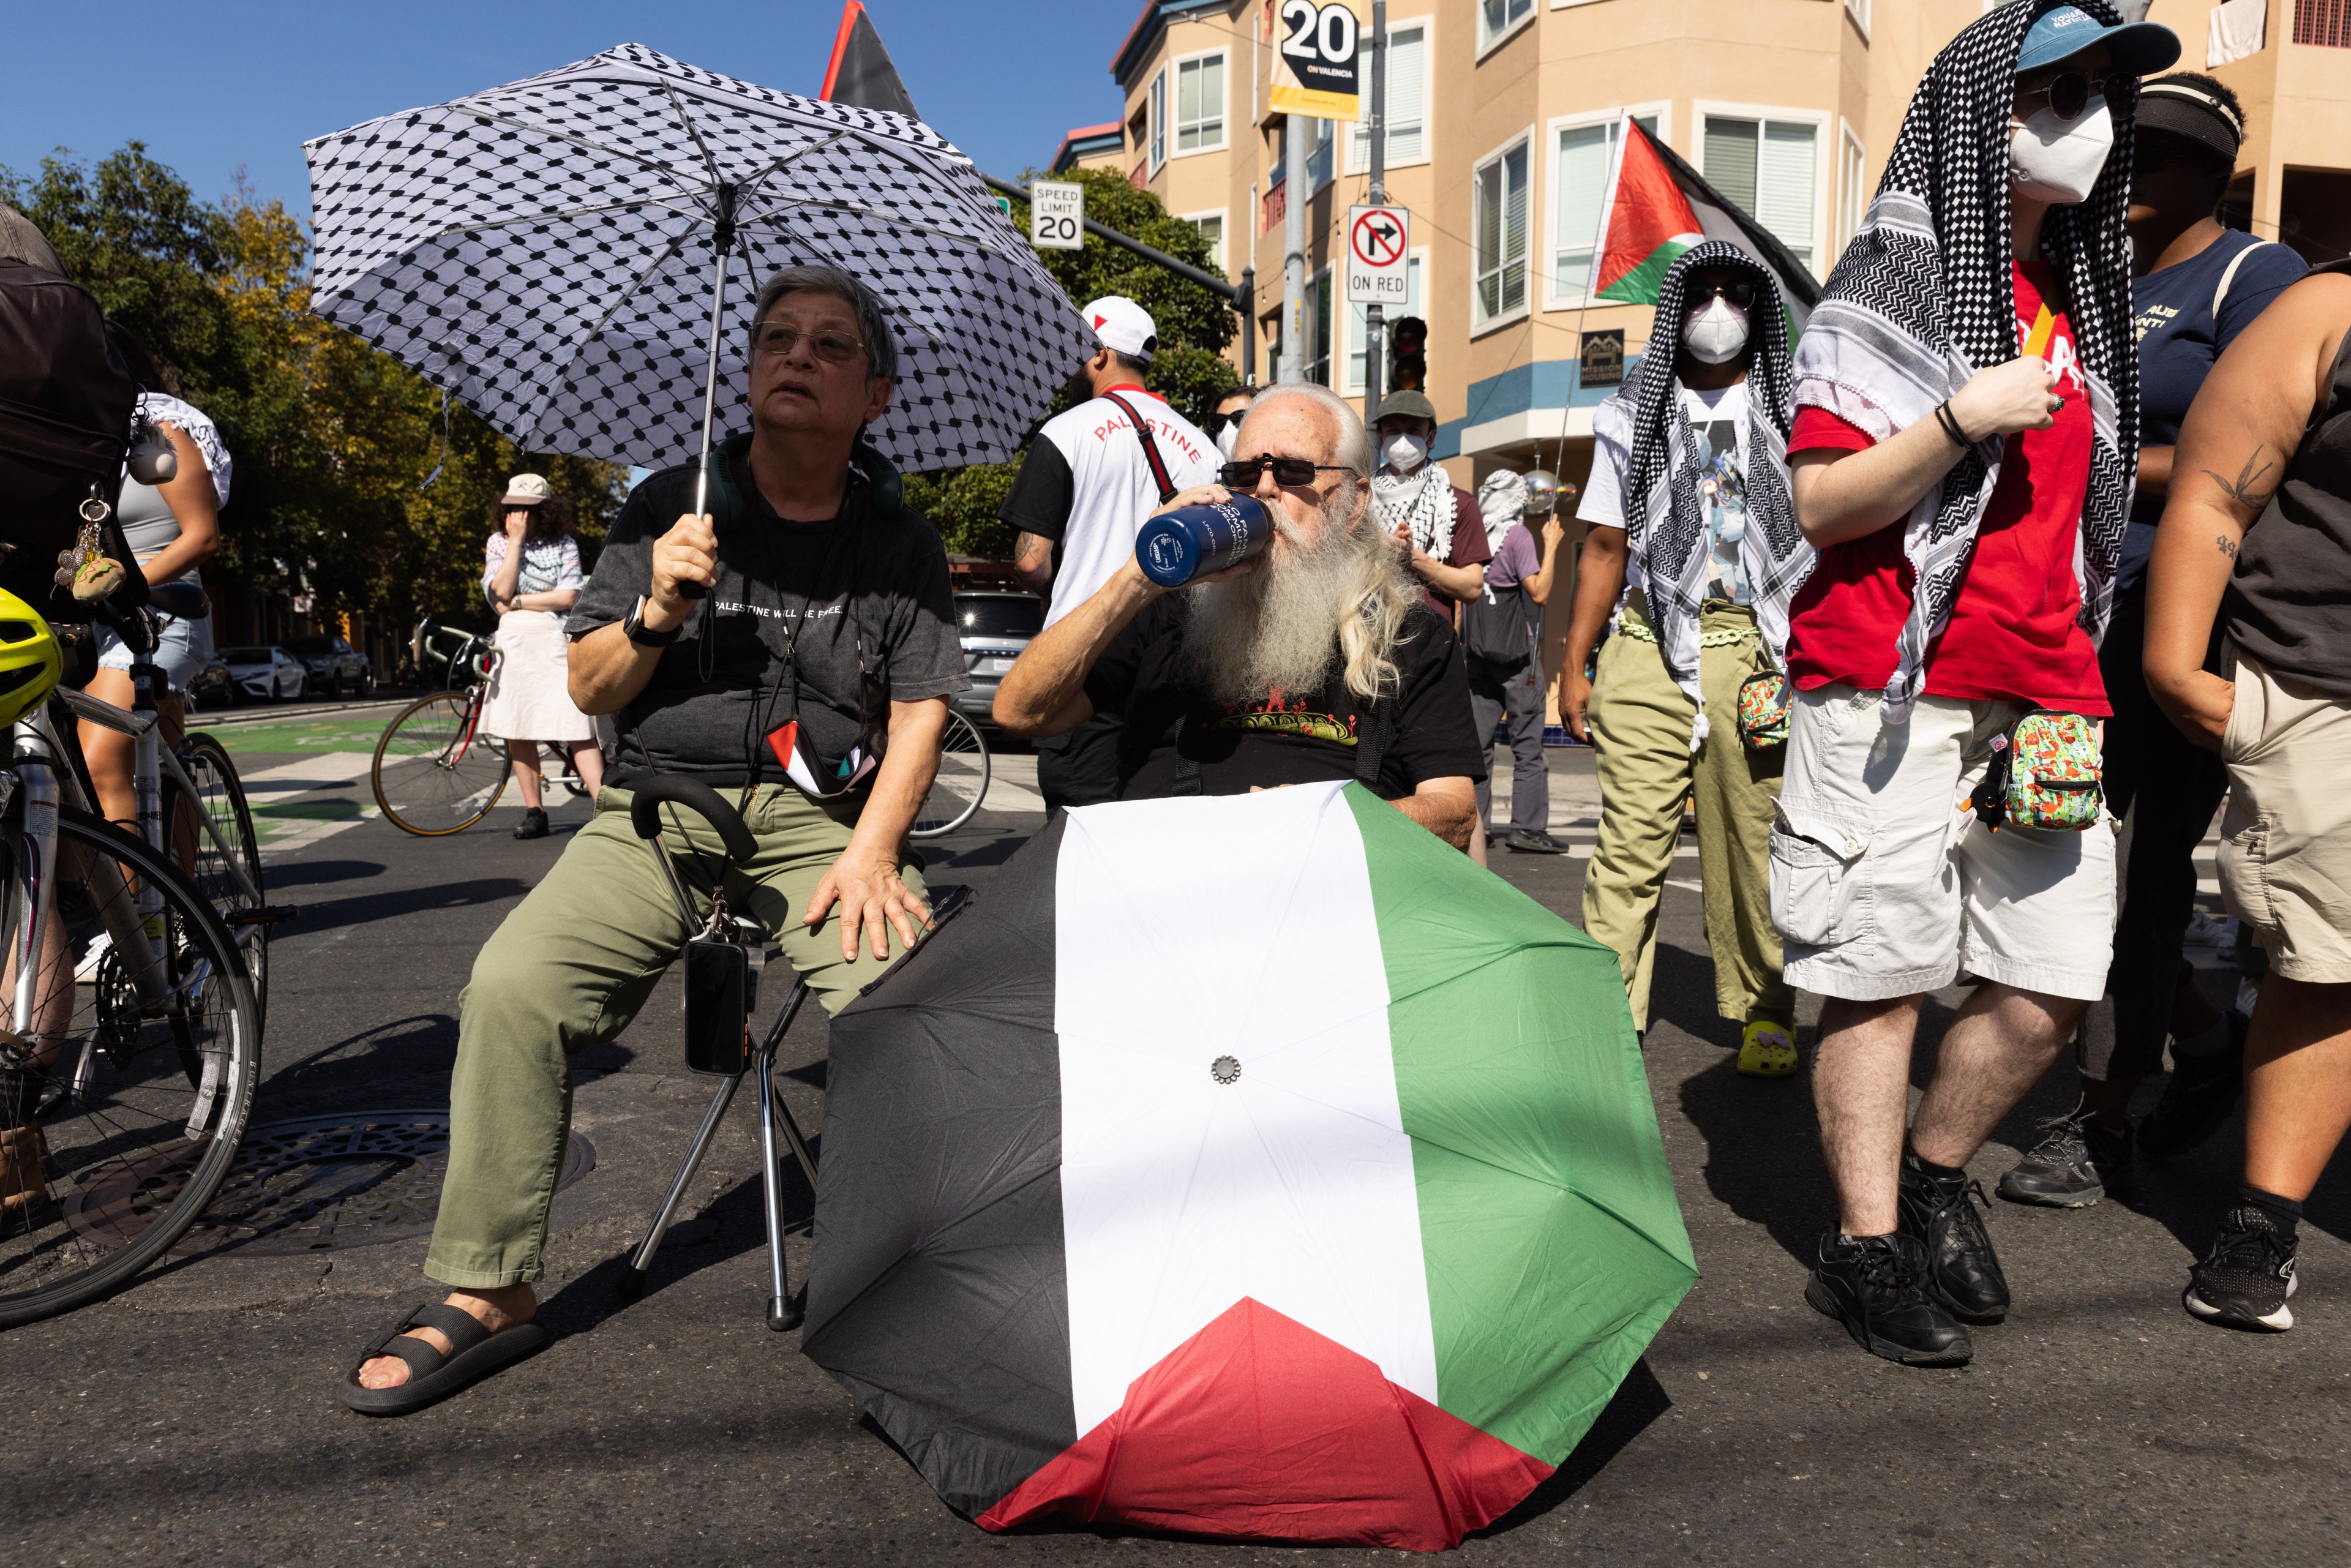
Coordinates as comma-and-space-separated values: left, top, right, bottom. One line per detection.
628, 775, 759, 865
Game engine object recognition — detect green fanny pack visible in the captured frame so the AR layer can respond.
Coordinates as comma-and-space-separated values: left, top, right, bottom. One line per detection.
1970, 710, 2104, 832
1736, 671, 1792, 751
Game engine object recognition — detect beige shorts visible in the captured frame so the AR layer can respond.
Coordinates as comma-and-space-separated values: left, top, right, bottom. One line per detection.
2220, 648, 2351, 984
1770, 686, 2117, 1003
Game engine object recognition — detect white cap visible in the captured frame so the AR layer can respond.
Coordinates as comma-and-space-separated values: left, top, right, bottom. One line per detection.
500, 473, 552, 506
1081, 296, 1157, 364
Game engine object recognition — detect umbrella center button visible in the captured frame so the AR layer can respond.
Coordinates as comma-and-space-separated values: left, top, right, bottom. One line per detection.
1209, 1055, 1242, 1086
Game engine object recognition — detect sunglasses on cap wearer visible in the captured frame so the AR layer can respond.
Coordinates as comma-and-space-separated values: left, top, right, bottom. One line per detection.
1218, 454, 1354, 488
1689, 280, 1757, 309
2017, 70, 2140, 124
753, 321, 867, 363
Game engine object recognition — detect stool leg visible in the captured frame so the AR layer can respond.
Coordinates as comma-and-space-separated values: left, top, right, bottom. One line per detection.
616, 1070, 741, 1301
756, 1043, 801, 1332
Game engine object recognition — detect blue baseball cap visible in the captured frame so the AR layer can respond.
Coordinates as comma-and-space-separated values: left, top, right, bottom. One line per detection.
2017, 4, 2181, 76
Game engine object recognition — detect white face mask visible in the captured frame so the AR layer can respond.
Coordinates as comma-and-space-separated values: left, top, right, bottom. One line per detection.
1682, 296, 1751, 365
1384, 432, 1428, 473
1215, 420, 1240, 460
2009, 101, 2114, 206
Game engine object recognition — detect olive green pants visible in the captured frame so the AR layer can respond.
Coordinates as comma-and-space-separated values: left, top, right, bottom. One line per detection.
424, 784, 924, 1290
1581, 601, 1792, 1035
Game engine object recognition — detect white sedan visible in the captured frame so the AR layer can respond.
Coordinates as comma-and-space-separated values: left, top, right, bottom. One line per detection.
219, 646, 309, 703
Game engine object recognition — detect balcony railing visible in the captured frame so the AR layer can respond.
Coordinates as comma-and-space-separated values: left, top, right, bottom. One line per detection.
2296, 0, 2351, 47
1262, 181, 1286, 234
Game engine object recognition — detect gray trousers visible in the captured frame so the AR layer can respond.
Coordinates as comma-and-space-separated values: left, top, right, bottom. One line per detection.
1468, 654, 1548, 835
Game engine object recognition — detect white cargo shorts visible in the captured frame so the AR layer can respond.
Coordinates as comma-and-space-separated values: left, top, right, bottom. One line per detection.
1770, 685, 2117, 1003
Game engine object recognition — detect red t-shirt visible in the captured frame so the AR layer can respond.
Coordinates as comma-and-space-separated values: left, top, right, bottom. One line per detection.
1785, 259, 2109, 716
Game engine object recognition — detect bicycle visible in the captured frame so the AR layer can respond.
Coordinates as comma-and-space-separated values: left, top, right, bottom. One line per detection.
0, 612, 264, 1328
370, 618, 514, 836
909, 711, 990, 838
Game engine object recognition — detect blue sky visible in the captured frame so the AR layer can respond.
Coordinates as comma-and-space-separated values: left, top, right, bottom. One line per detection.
1, 1, 1141, 220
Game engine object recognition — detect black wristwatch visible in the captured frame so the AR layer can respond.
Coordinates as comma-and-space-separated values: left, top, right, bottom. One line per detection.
622, 596, 682, 648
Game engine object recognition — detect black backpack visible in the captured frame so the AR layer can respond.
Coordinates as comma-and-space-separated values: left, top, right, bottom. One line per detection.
0, 258, 142, 618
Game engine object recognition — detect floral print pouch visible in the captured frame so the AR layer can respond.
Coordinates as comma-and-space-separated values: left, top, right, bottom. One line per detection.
1736, 671, 1792, 751
1970, 710, 2103, 831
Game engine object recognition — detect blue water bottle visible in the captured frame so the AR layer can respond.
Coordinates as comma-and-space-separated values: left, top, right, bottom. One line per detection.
1134, 495, 1273, 587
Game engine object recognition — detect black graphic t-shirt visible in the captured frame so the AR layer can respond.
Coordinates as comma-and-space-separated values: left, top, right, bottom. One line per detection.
1083, 596, 1487, 800
569, 456, 969, 782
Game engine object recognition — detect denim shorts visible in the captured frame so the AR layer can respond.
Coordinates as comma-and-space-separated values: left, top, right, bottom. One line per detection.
94, 605, 215, 694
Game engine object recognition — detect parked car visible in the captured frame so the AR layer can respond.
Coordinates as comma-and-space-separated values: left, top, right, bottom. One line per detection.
187, 652, 235, 710
951, 591, 1042, 729
219, 647, 308, 703
282, 634, 373, 699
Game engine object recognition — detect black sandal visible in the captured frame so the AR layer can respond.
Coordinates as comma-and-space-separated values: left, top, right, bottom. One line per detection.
335, 1301, 549, 1417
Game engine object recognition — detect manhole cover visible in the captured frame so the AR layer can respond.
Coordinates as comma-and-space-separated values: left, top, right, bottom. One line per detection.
64, 1110, 594, 1257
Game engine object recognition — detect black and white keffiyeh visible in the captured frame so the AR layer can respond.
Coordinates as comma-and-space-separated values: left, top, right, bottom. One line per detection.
1793, 0, 2139, 723
1602, 240, 1809, 748
1371, 463, 1457, 560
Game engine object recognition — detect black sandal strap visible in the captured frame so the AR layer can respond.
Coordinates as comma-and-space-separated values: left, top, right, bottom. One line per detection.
410, 1301, 495, 1356
362, 1304, 428, 1357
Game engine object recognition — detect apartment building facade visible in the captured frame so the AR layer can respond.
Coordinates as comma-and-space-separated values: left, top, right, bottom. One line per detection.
1063, 0, 2351, 706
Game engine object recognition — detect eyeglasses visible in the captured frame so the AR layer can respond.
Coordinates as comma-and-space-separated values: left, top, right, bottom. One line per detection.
1690, 280, 1757, 309
1218, 455, 1353, 488
752, 322, 868, 364
2017, 70, 2139, 124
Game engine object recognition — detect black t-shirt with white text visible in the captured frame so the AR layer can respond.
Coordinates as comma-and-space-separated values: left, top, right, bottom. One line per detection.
1083, 596, 1487, 800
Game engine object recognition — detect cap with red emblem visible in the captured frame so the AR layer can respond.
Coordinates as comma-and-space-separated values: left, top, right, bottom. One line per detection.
1079, 295, 1157, 364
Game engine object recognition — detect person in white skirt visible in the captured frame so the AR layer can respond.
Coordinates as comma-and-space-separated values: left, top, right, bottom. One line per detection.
481, 475, 604, 839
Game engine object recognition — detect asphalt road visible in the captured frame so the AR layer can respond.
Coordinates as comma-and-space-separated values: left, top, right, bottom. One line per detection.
4, 740, 2347, 1567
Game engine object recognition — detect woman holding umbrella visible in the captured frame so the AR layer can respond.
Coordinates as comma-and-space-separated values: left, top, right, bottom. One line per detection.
481, 476, 604, 838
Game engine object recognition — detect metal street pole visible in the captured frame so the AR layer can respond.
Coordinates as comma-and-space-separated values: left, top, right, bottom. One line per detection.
1281, 112, 1308, 383
1363, 0, 1386, 418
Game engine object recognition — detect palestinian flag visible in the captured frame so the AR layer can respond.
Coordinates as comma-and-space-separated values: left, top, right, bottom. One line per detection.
1594, 116, 1820, 329
805, 782, 1696, 1551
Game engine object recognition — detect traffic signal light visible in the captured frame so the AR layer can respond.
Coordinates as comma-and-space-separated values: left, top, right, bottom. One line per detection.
1389, 315, 1427, 392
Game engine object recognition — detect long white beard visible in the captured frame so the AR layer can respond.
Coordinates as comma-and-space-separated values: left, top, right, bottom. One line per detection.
1183, 493, 1395, 705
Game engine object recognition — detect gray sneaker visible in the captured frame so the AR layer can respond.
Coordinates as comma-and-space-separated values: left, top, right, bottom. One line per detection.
1504, 829, 1571, 855
1998, 1108, 2135, 1207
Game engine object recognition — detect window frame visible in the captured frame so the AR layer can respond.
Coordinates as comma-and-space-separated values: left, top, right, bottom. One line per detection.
1177, 208, 1229, 273
1692, 99, 1832, 279
1477, 0, 1537, 58
1172, 48, 1228, 157
1344, 14, 1434, 176
1305, 265, 1335, 388
1149, 69, 1168, 174
1540, 101, 1671, 312
1845, 0, 1871, 41
1471, 128, 1536, 334
1836, 120, 1868, 257
1340, 246, 1430, 396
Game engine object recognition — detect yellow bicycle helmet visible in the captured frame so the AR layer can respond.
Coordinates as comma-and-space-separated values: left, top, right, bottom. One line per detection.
0, 592, 64, 728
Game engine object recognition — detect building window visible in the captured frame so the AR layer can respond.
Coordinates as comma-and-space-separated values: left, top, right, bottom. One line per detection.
1552, 113, 1659, 302
1149, 70, 1167, 172
1702, 114, 1819, 273
1305, 116, 1335, 193
1179, 211, 1227, 272
1837, 124, 1867, 255
1349, 22, 1429, 171
1474, 138, 1531, 324
1348, 253, 1424, 394
1480, 0, 1535, 51
1176, 53, 1226, 153
2295, 0, 2351, 45
1305, 268, 1334, 386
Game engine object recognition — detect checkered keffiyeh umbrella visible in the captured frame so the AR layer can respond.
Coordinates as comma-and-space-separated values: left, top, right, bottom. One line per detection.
304, 42, 1094, 476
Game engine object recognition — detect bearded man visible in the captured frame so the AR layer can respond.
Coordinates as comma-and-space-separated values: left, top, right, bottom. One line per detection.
992, 381, 1483, 846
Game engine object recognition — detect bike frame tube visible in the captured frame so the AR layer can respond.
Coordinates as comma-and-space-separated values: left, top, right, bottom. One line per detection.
60, 686, 263, 907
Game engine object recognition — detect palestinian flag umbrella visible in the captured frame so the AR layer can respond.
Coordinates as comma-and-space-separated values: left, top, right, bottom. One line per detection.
1593, 116, 1821, 331
803, 782, 1695, 1550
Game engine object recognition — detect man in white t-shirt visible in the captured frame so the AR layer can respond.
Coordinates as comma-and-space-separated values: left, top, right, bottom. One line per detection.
1556, 248, 1812, 1078
999, 295, 1217, 808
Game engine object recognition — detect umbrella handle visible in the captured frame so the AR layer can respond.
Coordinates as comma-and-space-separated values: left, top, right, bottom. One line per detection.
678, 189, 740, 602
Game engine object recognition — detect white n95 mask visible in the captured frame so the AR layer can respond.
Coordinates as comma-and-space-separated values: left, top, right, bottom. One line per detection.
1215, 421, 1240, 460
1682, 296, 1750, 365
1384, 432, 1428, 473
2009, 102, 2113, 206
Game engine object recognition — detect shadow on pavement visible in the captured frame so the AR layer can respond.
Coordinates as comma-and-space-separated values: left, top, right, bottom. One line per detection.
1471, 1358, 1673, 1536
260, 858, 386, 890
288, 877, 536, 936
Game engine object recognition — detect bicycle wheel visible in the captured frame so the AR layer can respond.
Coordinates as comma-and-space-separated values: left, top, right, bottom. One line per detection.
0, 808, 261, 1327
910, 712, 990, 839
168, 733, 269, 1023
372, 691, 509, 836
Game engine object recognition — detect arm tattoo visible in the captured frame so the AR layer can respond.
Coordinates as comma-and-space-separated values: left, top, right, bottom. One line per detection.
2200, 447, 2281, 515
2216, 535, 2239, 560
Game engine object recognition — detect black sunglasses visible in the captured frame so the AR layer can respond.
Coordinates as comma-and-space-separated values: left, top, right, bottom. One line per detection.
1218, 455, 1353, 488
2019, 70, 2139, 124
1690, 280, 1757, 309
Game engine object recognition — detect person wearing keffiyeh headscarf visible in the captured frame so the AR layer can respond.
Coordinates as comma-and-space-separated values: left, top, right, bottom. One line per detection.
1777, 1, 2179, 1370
1561, 243, 1810, 1081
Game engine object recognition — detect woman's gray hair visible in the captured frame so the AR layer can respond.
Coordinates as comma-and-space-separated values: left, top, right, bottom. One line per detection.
1247, 381, 1375, 478
748, 264, 898, 383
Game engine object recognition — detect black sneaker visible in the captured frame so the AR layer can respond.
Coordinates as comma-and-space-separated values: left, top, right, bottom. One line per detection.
1998, 1109, 2135, 1207
512, 808, 551, 841
1805, 1231, 1973, 1365
2139, 1013, 2248, 1159
1897, 1153, 2010, 1322
2184, 1206, 2298, 1332
1504, 829, 1571, 855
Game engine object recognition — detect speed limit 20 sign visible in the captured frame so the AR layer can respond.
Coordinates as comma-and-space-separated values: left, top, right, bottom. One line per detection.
1029, 181, 1083, 252
1269, 0, 1360, 120
1345, 206, 1409, 304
